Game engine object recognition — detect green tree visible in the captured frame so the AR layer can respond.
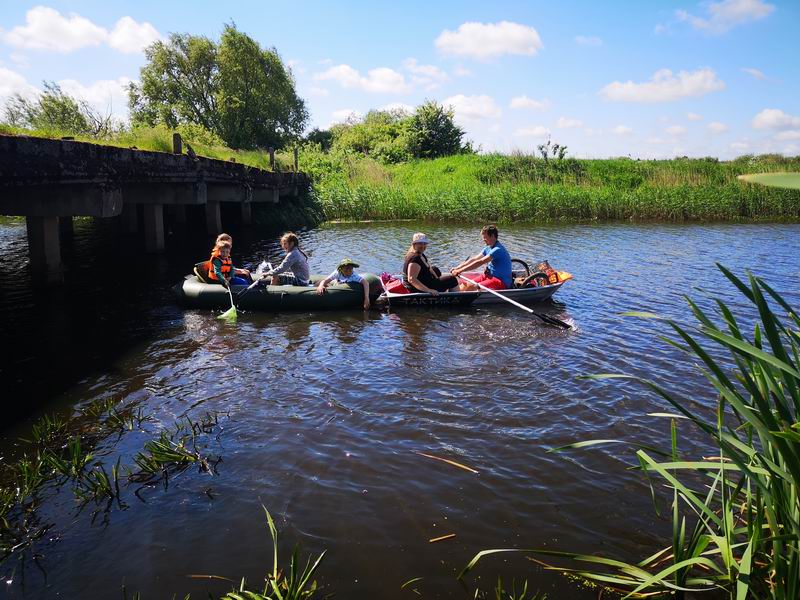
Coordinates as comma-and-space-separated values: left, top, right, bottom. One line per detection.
3, 82, 111, 136
408, 101, 466, 159
330, 109, 412, 163
129, 24, 307, 149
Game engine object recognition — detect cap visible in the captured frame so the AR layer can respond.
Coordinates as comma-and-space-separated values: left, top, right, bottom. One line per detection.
337, 258, 360, 269
412, 232, 430, 244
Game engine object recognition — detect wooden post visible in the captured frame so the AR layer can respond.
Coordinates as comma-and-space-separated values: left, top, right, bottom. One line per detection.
293, 147, 299, 172
269, 147, 275, 170
143, 204, 165, 252
26, 216, 61, 273
240, 202, 252, 225
173, 133, 183, 154
205, 201, 222, 234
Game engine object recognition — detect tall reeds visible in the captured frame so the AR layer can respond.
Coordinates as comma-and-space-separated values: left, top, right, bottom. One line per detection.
460, 264, 800, 598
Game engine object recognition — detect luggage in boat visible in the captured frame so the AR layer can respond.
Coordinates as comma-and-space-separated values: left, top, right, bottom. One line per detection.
174, 272, 383, 311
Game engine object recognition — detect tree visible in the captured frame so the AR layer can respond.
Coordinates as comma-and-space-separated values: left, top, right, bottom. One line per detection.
407, 101, 466, 159
129, 24, 307, 149
3, 81, 113, 136
305, 128, 333, 151
330, 109, 412, 163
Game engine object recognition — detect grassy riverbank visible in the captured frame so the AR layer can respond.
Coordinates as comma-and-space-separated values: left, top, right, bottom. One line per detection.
303, 149, 800, 222
4, 125, 799, 222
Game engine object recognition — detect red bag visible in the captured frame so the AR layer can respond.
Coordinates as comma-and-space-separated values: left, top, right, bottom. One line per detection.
386, 279, 411, 294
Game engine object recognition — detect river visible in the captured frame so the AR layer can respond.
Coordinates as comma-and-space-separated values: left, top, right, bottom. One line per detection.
0, 218, 798, 599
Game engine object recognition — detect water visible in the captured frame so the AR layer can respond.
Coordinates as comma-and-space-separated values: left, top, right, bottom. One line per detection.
0, 218, 798, 599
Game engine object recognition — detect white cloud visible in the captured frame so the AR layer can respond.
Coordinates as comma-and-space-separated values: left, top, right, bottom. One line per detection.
107, 16, 161, 53
775, 130, 800, 141
380, 102, 415, 114
687, 112, 703, 121
599, 68, 725, 103
666, 125, 688, 136
307, 86, 330, 97
741, 67, 766, 80
707, 121, 729, 133
314, 64, 411, 94
9, 52, 30, 68
1, 7, 160, 54
454, 66, 472, 77
556, 117, 583, 129
730, 141, 749, 151
435, 21, 543, 60
331, 109, 362, 124
676, 0, 775, 35
583, 128, 603, 136
752, 108, 800, 130
402, 58, 448, 89
612, 125, 633, 135
442, 94, 501, 121
575, 35, 603, 46
57, 77, 133, 118
0, 66, 37, 101
286, 59, 306, 75
509, 95, 550, 110
515, 126, 550, 137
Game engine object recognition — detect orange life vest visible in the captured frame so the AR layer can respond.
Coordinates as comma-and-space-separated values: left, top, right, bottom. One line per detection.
206, 248, 232, 281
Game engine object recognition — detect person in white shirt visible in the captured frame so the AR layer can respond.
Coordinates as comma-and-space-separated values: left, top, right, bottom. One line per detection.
316, 258, 370, 310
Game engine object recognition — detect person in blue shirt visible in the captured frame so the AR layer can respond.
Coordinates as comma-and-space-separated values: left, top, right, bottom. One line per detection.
450, 225, 513, 290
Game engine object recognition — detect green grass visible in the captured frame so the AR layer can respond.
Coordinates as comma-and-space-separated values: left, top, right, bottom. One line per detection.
461, 264, 800, 599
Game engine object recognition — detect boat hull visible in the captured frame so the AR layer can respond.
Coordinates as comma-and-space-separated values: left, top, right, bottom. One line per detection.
378, 279, 566, 307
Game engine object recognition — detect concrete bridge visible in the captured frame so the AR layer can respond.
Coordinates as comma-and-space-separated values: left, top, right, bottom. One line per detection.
0, 133, 309, 279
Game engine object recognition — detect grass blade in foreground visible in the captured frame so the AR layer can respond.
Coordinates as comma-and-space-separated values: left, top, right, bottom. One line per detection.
460, 265, 800, 599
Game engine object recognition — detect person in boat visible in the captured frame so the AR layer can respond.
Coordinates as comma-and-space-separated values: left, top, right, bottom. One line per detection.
206, 240, 250, 287
450, 224, 513, 291
316, 258, 370, 310
404, 232, 459, 295
260, 232, 310, 286
213, 233, 252, 281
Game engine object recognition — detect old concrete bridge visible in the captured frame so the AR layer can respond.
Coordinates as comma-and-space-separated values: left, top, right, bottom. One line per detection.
0, 133, 310, 279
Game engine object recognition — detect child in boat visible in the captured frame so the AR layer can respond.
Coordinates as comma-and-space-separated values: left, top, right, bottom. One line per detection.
261, 232, 310, 286
316, 258, 370, 310
214, 233, 251, 282
206, 240, 250, 287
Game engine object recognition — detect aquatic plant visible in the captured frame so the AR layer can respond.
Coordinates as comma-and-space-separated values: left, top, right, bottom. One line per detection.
460, 264, 800, 598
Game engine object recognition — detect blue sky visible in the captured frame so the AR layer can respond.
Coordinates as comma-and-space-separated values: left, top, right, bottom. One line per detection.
1, 0, 798, 158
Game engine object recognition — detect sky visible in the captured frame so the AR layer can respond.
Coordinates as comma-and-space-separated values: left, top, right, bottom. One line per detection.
0, 0, 798, 159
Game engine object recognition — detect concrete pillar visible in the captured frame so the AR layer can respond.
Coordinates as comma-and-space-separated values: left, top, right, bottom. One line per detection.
59, 216, 74, 237
293, 147, 299, 172
268, 147, 275, 170
273, 189, 280, 203
122, 203, 138, 233
240, 202, 252, 225
143, 204, 164, 252
173, 133, 182, 154
26, 216, 61, 273
205, 201, 222, 234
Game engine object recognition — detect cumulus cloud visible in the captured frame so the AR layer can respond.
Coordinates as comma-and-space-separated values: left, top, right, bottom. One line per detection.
57, 77, 133, 118
1, 6, 160, 54
583, 128, 603, 136
442, 94, 501, 121
514, 126, 550, 137
707, 121, 729, 133
556, 117, 583, 128
574, 35, 603, 46
599, 68, 725, 103
509, 96, 550, 110
402, 58, 448, 90
314, 64, 411, 94
730, 141, 749, 151
741, 67, 766, 80
752, 108, 800, 130
380, 102, 415, 114
775, 130, 800, 141
612, 125, 633, 135
687, 112, 703, 121
676, 0, 775, 35
435, 21, 543, 60
0, 66, 38, 101
331, 109, 362, 124
666, 125, 688, 136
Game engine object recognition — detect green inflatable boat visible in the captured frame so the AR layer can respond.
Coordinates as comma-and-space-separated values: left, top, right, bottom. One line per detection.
174, 273, 383, 312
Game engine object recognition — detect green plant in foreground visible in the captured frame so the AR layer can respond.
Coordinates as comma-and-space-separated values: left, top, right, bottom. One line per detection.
460, 264, 800, 598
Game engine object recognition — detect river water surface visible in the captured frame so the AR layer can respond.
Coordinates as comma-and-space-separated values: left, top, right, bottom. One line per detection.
0, 218, 798, 599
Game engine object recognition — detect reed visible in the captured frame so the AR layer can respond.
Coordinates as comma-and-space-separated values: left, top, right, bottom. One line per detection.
460, 264, 800, 598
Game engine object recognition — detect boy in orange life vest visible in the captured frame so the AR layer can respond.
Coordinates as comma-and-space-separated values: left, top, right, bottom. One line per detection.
206, 241, 250, 287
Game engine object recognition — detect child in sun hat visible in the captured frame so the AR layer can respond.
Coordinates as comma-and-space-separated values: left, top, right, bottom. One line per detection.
316, 258, 370, 310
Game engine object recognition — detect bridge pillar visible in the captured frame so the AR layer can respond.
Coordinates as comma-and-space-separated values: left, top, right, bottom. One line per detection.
240, 202, 252, 225
26, 216, 61, 275
205, 201, 221, 235
143, 204, 164, 252
121, 203, 138, 233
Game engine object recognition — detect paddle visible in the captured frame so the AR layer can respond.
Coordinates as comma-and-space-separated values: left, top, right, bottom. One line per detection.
456, 274, 572, 329
218, 282, 238, 322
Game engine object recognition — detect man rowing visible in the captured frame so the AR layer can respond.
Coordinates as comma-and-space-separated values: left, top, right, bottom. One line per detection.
450, 224, 513, 291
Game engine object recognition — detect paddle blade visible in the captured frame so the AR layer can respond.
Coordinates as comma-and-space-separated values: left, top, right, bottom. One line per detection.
218, 306, 238, 322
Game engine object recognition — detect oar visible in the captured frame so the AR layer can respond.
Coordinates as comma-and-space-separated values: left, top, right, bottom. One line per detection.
456, 274, 571, 329
218, 282, 238, 322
